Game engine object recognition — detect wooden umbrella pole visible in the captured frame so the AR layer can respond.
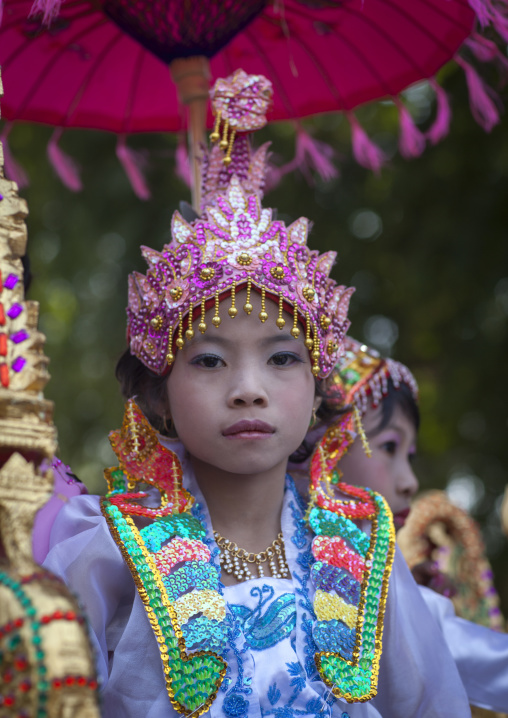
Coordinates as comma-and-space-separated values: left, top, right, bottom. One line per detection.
170, 56, 211, 212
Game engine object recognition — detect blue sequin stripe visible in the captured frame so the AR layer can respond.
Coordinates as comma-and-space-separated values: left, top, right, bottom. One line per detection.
312, 619, 356, 661
182, 615, 229, 652
310, 562, 361, 607
308, 507, 370, 557
163, 561, 219, 602
140, 513, 206, 552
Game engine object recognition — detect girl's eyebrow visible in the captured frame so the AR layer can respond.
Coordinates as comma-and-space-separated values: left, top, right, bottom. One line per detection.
261, 334, 300, 346
188, 334, 299, 348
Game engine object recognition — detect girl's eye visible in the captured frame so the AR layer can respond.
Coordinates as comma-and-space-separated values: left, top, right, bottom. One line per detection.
380, 440, 397, 455
269, 351, 303, 367
191, 354, 225, 369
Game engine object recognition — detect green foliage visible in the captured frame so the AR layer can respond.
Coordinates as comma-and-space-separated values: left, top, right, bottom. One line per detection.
6, 66, 508, 613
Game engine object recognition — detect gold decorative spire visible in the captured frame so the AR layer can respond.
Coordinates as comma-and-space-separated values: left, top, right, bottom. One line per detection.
0, 70, 101, 717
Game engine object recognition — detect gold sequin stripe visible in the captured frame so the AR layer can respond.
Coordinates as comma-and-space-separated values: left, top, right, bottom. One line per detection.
100, 500, 227, 717
174, 589, 226, 626
314, 590, 358, 630
314, 492, 395, 702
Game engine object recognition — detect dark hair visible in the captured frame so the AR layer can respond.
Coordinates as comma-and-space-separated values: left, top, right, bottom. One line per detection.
115, 349, 170, 434
369, 377, 420, 436
288, 375, 420, 465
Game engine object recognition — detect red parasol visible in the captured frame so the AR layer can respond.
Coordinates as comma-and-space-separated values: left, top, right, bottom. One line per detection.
0, 0, 507, 199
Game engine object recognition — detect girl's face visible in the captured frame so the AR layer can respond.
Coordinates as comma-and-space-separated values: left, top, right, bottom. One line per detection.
166, 290, 317, 480
338, 403, 419, 529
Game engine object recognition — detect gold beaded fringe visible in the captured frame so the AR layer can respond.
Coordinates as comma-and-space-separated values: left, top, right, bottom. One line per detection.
214, 531, 290, 582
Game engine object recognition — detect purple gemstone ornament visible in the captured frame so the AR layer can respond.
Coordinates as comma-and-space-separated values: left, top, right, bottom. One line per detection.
12, 356, 27, 372
11, 330, 29, 344
4, 274, 19, 290
7, 303, 23, 319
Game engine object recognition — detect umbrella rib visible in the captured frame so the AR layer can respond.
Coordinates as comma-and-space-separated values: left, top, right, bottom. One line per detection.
3, 15, 109, 119
286, 0, 473, 35
259, 11, 391, 107
61, 30, 125, 128
244, 26, 299, 118
122, 44, 145, 133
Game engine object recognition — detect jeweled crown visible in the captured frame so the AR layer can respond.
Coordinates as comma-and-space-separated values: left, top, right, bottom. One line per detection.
127, 70, 354, 378
328, 337, 419, 413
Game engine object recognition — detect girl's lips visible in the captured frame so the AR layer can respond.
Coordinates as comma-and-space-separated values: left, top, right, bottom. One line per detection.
393, 508, 411, 528
222, 419, 275, 438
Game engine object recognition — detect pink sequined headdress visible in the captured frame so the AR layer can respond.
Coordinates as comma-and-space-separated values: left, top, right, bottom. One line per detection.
127, 70, 354, 379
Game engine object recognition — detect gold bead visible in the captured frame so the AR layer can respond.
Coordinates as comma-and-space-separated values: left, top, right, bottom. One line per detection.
244, 302, 253, 315
185, 328, 195, 340
320, 315, 331, 329
223, 155, 232, 166
312, 349, 320, 361
305, 337, 313, 350
219, 138, 228, 150
276, 317, 286, 329
312, 364, 320, 376
210, 130, 220, 142
237, 252, 252, 266
150, 315, 163, 330
212, 316, 221, 327
176, 338, 184, 349
291, 326, 300, 338
198, 321, 207, 334
169, 287, 183, 301
259, 311, 268, 322
303, 286, 316, 302
228, 306, 238, 318
166, 352, 174, 364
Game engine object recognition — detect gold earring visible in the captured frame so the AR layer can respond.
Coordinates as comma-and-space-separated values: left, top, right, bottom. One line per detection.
309, 407, 318, 429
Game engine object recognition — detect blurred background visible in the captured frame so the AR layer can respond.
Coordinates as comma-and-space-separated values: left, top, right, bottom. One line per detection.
5, 64, 508, 611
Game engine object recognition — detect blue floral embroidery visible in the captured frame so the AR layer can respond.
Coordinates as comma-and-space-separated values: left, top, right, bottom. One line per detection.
229, 585, 297, 651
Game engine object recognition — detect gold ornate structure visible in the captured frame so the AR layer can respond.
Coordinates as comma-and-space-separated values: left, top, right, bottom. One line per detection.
0, 72, 100, 717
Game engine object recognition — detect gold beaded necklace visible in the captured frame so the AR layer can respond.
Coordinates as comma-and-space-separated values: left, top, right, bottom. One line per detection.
213, 531, 290, 582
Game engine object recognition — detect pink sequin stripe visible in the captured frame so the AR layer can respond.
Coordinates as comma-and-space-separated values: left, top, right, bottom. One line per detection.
312, 535, 366, 582
153, 538, 211, 575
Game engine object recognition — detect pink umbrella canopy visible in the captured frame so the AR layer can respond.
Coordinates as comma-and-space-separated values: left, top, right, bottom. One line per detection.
0, 0, 507, 194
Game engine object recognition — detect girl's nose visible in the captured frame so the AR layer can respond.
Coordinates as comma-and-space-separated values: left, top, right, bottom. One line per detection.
398, 463, 419, 498
227, 370, 268, 408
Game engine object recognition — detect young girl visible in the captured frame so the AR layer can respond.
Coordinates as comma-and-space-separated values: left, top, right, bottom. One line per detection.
312, 336, 508, 714
43, 71, 471, 718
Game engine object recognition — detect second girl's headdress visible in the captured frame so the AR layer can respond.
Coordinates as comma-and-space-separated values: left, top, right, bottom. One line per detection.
127, 70, 354, 379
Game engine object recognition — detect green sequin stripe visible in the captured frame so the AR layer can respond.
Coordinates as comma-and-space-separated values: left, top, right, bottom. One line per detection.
315, 491, 395, 703
0, 571, 49, 718
140, 513, 206, 552
308, 506, 370, 557
101, 499, 226, 717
